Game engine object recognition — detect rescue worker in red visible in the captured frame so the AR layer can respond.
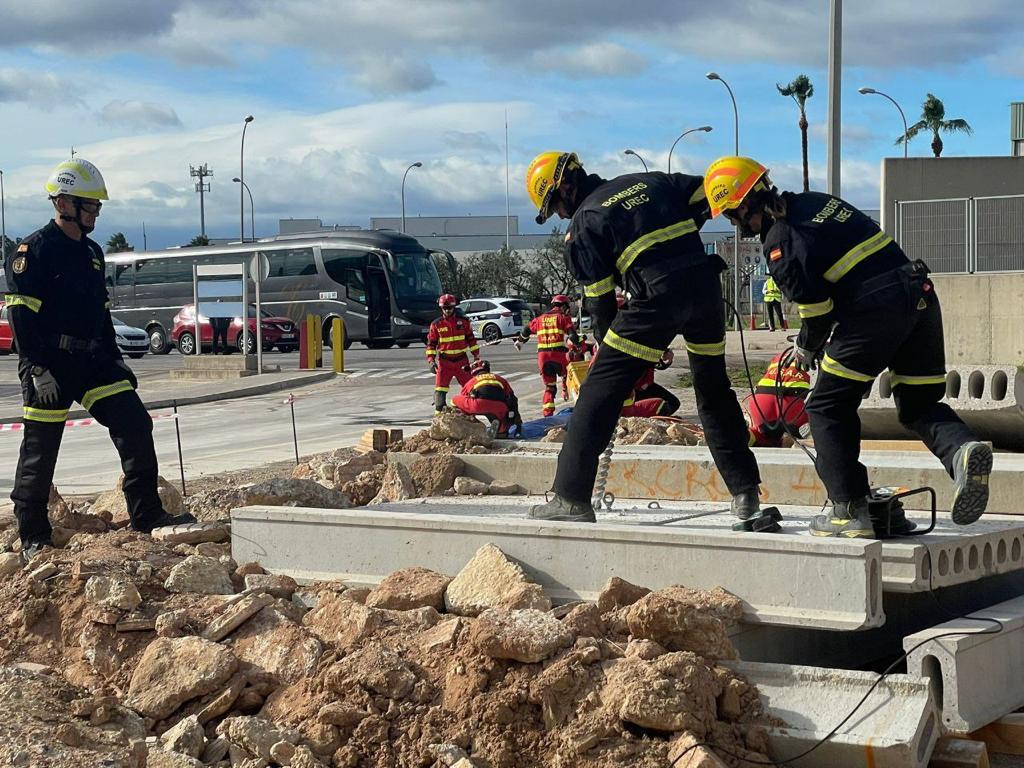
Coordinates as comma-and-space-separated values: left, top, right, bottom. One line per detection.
515, 294, 578, 416
525, 152, 763, 524
451, 360, 522, 438
426, 294, 481, 413
621, 350, 681, 417
744, 352, 810, 447
566, 333, 594, 363
705, 156, 992, 537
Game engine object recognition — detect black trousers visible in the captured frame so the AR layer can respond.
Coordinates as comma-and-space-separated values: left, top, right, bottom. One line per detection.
639, 381, 681, 416
211, 318, 231, 354
12, 354, 164, 544
807, 264, 975, 502
765, 301, 785, 330
553, 260, 760, 502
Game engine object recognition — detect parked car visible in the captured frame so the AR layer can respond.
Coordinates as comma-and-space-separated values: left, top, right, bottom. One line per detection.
457, 297, 527, 343
171, 304, 299, 355
112, 316, 150, 359
0, 303, 12, 354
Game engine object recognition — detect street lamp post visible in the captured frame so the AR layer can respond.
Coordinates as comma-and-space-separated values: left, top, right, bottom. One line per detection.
858, 87, 908, 158
401, 162, 422, 234
240, 115, 254, 242
232, 178, 255, 242
706, 72, 743, 329
667, 126, 713, 174
0, 170, 6, 263
623, 149, 649, 172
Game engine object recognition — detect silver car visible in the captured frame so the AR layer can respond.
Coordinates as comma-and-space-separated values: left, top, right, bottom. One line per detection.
112, 316, 150, 359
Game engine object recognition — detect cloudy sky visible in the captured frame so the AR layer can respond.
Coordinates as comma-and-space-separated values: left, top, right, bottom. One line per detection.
0, 0, 1019, 249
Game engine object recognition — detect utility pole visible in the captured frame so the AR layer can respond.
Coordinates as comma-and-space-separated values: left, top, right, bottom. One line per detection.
142, 221, 147, 251
70, 146, 76, 158
827, 0, 843, 196
190, 164, 213, 239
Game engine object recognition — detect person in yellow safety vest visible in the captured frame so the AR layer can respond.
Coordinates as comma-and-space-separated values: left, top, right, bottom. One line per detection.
762, 275, 787, 331
704, 155, 992, 539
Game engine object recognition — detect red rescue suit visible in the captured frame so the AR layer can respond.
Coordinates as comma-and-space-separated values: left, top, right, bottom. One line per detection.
526, 310, 576, 416
452, 372, 521, 437
621, 367, 681, 417
745, 353, 810, 446
426, 315, 480, 412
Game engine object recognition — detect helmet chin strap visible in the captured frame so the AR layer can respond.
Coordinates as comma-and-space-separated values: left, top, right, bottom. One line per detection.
56, 197, 94, 235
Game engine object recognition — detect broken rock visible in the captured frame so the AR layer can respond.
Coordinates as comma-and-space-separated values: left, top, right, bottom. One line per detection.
453, 476, 488, 496
164, 555, 235, 595
145, 748, 205, 768
626, 586, 742, 660
408, 454, 464, 497
668, 731, 729, 768
0, 552, 23, 577
326, 643, 417, 699
370, 461, 417, 504
597, 576, 651, 613
243, 477, 352, 510
160, 714, 205, 758
125, 636, 238, 720
151, 522, 230, 545
230, 605, 323, 685
366, 566, 451, 611
243, 573, 298, 599
445, 543, 550, 616
469, 608, 572, 663
342, 466, 386, 507
428, 410, 491, 447
85, 575, 142, 612
487, 480, 521, 495
216, 715, 301, 761
203, 593, 273, 641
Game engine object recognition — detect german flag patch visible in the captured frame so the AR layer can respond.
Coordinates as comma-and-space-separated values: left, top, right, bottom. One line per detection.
769, 246, 783, 262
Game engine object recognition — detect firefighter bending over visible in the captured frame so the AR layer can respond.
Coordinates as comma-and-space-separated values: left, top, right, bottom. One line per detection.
451, 360, 523, 438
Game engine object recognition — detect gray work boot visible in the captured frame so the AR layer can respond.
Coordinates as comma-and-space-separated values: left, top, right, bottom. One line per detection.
529, 494, 596, 523
809, 497, 876, 539
731, 489, 761, 521
950, 441, 992, 526
21, 538, 54, 563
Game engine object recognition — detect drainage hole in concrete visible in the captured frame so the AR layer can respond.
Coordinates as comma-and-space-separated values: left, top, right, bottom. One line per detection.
984, 542, 994, 570
968, 370, 985, 399
969, 545, 979, 571
992, 370, 1008, 402
945, 371, 961, 399
953, 549, 964, 574
920, 555, 931, 582
921, 655, 944, 712
1013, 538, 1022, 562
878, 371, 892, 399
998, 539, 1008, 564
938, 550, 950, 576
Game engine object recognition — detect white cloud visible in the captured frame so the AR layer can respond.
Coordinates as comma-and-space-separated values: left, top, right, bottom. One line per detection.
99, 100, 183, 129
531, 42, 646, 79
0, 68, 82, 108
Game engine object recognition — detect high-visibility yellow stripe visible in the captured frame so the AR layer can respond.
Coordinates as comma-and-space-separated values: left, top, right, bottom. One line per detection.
820, 355, 874, 382
23, 406, 69, 423
426, 349, 437, 356
434, 386, 449, 392
584, 276, 615, 297
537, 342, 564, 350
622, 395, 635, 407
4, 294, 42, 312
823, 231, 893, 283
81, 379, 133, 411
467, 344, 480, 353
685, 339, 727, 356
603, 330, 662, 363
616, 219, 697, 273
438, 334, 466, 343
891, 373, 947, 387
798, 298, 834, 319
689, 186, 707, 205
757, 377, 810, 389
438, 349, 469, 357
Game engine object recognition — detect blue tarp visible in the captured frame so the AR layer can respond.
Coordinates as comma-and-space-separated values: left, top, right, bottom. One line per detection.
513, 407, 574, 440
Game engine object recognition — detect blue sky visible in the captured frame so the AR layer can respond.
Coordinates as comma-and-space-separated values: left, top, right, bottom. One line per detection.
0, 0, 1020, 250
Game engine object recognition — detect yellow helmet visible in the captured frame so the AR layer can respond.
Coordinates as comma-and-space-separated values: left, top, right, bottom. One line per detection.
703, 156, 768, 218
525, 151, 579, 224
45, 158, 109, 201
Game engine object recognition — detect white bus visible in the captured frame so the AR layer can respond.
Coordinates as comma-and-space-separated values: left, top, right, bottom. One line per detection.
105, 230, 454, 354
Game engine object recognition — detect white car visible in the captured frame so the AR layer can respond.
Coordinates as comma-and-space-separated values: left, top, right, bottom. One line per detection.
458, 297, 528, 343
112, 316, 150, 359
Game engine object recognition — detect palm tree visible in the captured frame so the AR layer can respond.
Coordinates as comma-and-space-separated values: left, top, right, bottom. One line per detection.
897, 93, 972, 158
105, 232, 133, 253
777, 74, 814, 192
186, 235, 210, 247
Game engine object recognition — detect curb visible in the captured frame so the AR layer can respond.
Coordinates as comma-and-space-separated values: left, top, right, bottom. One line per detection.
0, 370, 337, 425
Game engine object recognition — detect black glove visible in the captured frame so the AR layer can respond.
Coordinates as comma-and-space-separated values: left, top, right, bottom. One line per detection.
792, 342, 822, 372
30, 366, 60, 406
428, 358, 438, 374
114, 359, 139, 389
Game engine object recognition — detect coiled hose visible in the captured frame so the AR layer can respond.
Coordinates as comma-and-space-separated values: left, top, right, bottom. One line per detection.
592, 438, 615, 511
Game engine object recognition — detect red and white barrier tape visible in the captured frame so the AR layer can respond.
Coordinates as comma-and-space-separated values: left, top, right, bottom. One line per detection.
0, 412, 178, 432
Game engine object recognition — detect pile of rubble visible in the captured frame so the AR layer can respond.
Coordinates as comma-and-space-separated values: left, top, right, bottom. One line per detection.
541, 417, 704, 446
0, 502, 772, 768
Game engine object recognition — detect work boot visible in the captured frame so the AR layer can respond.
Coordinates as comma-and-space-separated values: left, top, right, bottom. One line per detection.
134, 511, 198, 535
809, 497, 876, 538
21, 538, 53, 563
730, 488, 761, 521
950, 441, 992, 526
528, 494, 596, 523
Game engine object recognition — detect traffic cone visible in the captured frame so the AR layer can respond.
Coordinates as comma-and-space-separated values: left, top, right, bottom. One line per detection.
750, 313, 757, 330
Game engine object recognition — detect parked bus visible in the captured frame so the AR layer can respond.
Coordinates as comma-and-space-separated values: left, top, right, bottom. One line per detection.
105, 231, 454, 354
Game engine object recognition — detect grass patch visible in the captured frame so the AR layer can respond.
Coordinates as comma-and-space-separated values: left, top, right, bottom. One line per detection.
676, 361, 770, 390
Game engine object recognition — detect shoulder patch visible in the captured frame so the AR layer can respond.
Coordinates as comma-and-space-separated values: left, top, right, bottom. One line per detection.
17, 243, 28, 253
12, 256, 27, 274
769, 246, 783, 262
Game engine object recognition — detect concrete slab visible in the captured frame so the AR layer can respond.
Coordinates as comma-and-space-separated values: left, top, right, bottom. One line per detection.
230, 504, 884, 630
904, 594, 1024, 733
389, 445, 1024, 515
726, 661, 940, 768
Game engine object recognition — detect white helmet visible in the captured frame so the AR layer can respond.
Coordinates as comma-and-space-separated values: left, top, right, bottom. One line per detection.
45, 159, 108, 201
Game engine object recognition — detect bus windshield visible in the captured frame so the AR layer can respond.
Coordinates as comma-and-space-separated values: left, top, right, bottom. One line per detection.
389, 250, 442, 303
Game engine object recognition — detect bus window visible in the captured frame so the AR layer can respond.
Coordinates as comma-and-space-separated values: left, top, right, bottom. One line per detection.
134, 259, 165, 285
391, 250, 443, 302
322, 248, 369, 304
264, 247, 316, 278
115, 263, 133, 288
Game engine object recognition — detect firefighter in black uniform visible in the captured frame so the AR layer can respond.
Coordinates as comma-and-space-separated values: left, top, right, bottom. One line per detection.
524, 151, 764, 524
5, 159, 196, 559
704, 156, 992, 537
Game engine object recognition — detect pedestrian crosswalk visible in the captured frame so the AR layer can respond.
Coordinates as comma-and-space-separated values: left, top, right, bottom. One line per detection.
345, 368, 538, 382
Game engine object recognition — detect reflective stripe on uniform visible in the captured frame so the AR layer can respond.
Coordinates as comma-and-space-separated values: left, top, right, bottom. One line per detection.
81, 379, 133, 411
4, 293, 42, 313
23, 406, 69, 423
438, 349, 469, 357
438, 334, 466, 343
584, 276, 615, 297
615, 219, 697, 273
537, 342, 564, 350
467, 344, 480, 353
685, 339, 727, 356
820, 355, 874, 382
434, 386, 449, 393
797, 298, 834, 319
603, 330, 662, 363
757, 376, 810, 389
890, 373, 947, 387
823, 231, 893, 283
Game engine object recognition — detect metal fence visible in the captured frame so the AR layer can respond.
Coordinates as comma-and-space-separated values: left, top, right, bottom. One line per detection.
895, 194, 1024, 273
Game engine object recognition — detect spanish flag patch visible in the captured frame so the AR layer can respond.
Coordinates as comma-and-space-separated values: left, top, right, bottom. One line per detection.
769, 246, 783, 262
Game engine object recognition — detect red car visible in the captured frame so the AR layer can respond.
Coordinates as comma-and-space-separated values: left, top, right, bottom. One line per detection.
171, 304, 299, 355
0, 303, 13, 354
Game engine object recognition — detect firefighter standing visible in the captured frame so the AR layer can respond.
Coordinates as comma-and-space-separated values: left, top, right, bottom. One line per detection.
705, 156, 992, 537
515, 294, 578, 416
525, 152, 763, 524
762, 276, 787, 331
426, 294, 481, 413
451, 360, 523, 437
5, 159, 196, 559
744, 352, 809, 447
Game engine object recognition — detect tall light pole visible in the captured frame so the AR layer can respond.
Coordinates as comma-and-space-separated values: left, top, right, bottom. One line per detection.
707, 71, 742, 329
401, 162, 422, 234
667, 126, 712, 174
233, 178, 255, 242
190, 163, 213, 239
240, 115, 254, 242
827, 0, 842, 196
0, 170, 6, 263
858, 87, 908, 158
623, 149, 648, 172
